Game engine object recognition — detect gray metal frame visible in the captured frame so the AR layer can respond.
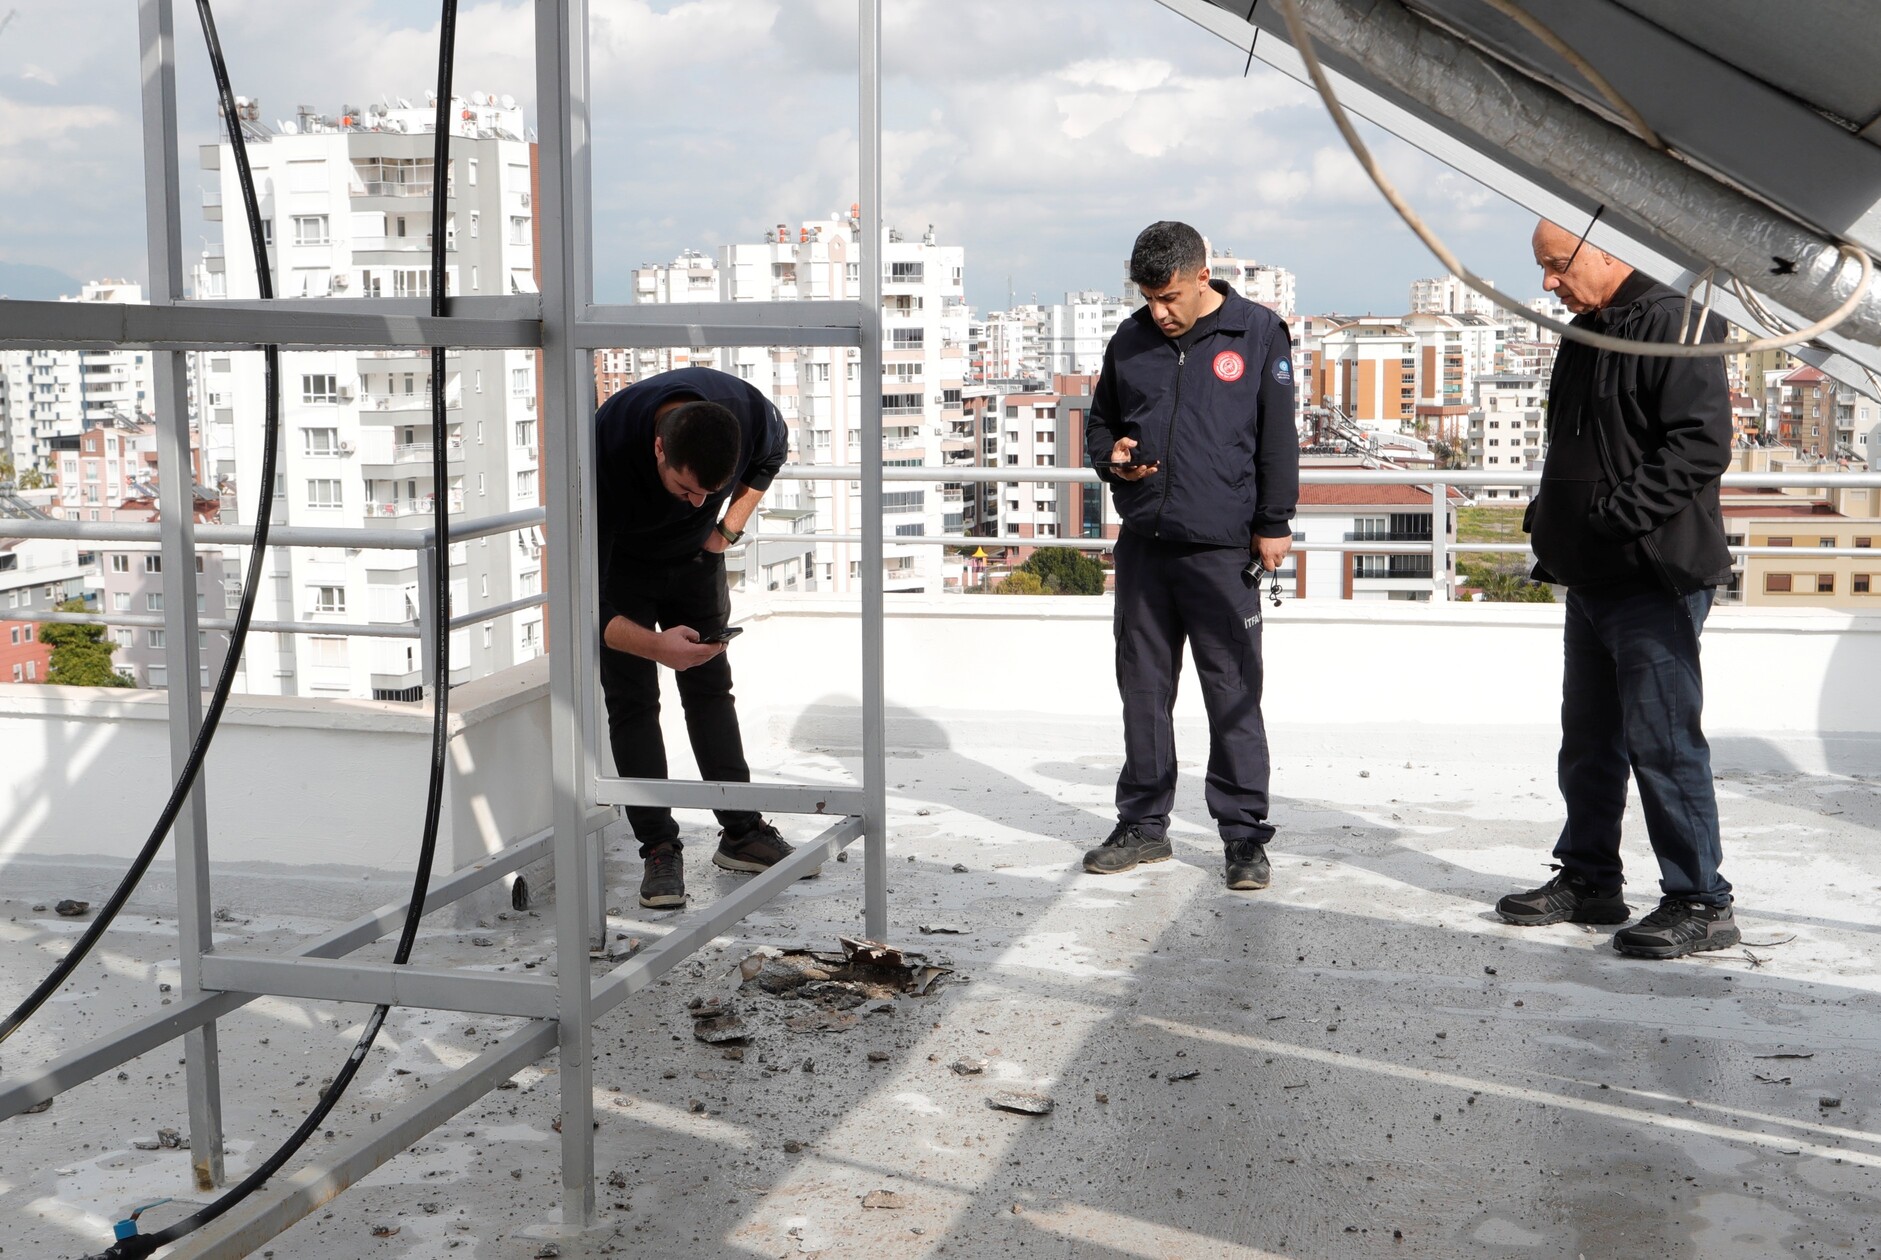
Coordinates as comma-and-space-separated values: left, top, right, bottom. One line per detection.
0, 0, 891, 1248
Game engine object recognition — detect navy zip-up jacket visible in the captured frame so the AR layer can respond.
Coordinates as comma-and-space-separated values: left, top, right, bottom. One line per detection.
595, 367, 787, 630
1085, 281, 1298, 545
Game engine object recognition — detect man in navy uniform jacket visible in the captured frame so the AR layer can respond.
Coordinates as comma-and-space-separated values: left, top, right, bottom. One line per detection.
1082, 221, 1299, 891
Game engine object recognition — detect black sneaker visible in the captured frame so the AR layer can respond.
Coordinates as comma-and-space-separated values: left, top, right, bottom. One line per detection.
1613, 898, 1740, 959
1225, 839, 1271, 891
1495, 867, 1629, 926
1082, 822, 1173, 874
639, 844, 687, 909
714, 820, 818, 878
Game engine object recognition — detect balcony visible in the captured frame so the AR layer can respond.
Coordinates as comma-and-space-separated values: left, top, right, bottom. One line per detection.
363, 489, 465, 519
4, 598, 1880, 1257
358, 390, 462, 413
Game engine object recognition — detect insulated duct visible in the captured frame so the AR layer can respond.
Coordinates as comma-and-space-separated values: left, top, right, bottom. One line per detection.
1234, 0, 1881, 346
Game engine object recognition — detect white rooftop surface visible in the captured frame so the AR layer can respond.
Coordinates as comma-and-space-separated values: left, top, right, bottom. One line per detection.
5, 722, 1880, 1258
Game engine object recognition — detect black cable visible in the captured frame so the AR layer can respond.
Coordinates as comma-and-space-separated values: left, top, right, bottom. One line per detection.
0, 0, 285, 1050
83, 3, 459, 1254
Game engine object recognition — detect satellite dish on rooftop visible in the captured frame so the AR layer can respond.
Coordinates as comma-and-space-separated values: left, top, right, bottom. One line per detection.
500, 94, 516, 110
471, 91, 487, 106
279, 120, 298, 135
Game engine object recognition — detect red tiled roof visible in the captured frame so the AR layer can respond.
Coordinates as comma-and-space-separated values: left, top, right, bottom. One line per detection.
1300, 484, 1457, 506
1782, 364, 1827, 384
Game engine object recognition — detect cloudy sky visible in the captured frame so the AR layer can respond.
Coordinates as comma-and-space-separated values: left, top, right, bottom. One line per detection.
0, 0, 1548, 314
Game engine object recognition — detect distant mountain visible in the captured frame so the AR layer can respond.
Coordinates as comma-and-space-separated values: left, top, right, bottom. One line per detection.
0, 262, 84, 301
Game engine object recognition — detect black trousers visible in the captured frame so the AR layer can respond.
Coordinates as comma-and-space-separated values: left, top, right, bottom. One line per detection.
1113, 528, 1274, 845
598, 552, 758, 856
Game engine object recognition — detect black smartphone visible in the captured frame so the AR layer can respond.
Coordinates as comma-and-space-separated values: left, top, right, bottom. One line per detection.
1092, 456, 1159, 469
697, 626, 744, 645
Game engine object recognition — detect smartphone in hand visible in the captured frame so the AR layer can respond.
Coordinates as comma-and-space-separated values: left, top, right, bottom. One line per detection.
696, 626, 744, 646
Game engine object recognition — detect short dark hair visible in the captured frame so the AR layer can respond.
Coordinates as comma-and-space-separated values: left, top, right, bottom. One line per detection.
656, 399, 740, 491
1129, 221, 1207, 288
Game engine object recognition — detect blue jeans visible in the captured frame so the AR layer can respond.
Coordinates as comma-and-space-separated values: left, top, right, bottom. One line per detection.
1553, 585, 1730, 906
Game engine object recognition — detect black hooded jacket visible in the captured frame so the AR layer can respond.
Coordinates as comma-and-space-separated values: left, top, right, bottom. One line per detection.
1525, 271, 1734, 594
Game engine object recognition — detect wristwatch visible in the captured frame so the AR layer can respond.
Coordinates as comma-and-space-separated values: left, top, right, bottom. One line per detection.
715, 520, 744, 545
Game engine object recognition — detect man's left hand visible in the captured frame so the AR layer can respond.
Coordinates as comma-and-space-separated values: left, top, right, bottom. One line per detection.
1253, 534, 1292, 572
702, 529, 730, 555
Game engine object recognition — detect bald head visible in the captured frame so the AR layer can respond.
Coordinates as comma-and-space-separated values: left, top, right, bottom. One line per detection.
1532, 218, 1633, 314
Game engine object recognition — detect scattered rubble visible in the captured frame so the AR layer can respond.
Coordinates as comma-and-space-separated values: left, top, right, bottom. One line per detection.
950, 1059, 987, 1076
861, 1190, 905, 1209
987, 1091, 1054, 1116
54, 899, 89, 917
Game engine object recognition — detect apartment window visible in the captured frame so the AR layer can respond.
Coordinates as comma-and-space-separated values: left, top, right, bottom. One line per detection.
1764, 573, 1792, 593
482, 622, 494, 648
144, 554, 162, 572
1856, 575, 1872, 593
393, 269, 431, 298
304, 427, 340, 455
9, 664, 18, 683
293, 214, 329, 245
302, 374, 340, 404
110, 553, 129, 573
309, 636, 347, 668
1817, 574, 1835, 593
468, 158, 478, 185
509, 216, 531, 245
7, 627, 15, 645
310, 586, 346, 613
1856, 537, 1873, 550
891, 328, 925, 349
470, 211, 479, 238
113, 591, 130, 611
306, 479, 344, 508
514, 420, 535, 447
23, 661, 34, 681
516, 469, 537, 498
1767, 536, 1793, 547
22, 624, 32, 642
146, 592, 164, 611
1819, 537, 1836, 548
520, 569, 540, 596
511, 367, 532, 396
114, 628, 133, 646
147, 629, 165, 648
887, 261, 924, 283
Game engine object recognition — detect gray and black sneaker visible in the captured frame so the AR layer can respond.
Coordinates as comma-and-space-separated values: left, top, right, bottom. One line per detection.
1613, 898, 1740, 959
1225, 839, 1271, 891
639, 844, 687, 909
1082, 822, 1173, 874
714, 819, 819, 878
1495, 867, 1629, 926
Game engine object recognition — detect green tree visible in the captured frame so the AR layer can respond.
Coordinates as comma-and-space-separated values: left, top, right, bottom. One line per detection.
41, 598, 133, 687
17, 465, 46, 490
1460, 560, 1555, 603
1017, 546, 1108, 595
0, 452, 15, 484
994, 570, 1047, 596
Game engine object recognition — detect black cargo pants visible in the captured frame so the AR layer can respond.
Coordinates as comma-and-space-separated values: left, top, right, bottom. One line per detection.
1112, 528, 1275, 846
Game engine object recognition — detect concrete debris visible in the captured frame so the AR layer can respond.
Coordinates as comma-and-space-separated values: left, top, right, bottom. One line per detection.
607, 1170, 628, 1189
131, 1138, 161, 1151
370, 1224, 400, 1237
533, 1245, 561, 1259
471, 936, 494, 947
692, 1015, 749, 1045
157, 1127, 183, 1149
918, 923, 966, 934
867, 1050, 890, 1063
1819, 1096, 1843, 1108
54, 899, 89, 917
861, 1190, 905, 1209
951, 863, 969, 873
783, 1140, 804, 1153
950, 1059, 988, 1075
987, 1091, 1054, 1116
1753, 1073, 1792, 1085
785, 1010, 860, 1034
1168, 1070, 1201, 1083
1753, 1051, 1814, 1060
1095, 1091, 1109, 1104
31, 903, 46, 911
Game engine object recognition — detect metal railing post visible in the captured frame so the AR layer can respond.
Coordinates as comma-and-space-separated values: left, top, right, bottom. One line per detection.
536, 0, 598, 1232
1430, 479, 1451, 602
139, 0, 224, 1190
859, 0, 889, 942
418, 540, 440, 691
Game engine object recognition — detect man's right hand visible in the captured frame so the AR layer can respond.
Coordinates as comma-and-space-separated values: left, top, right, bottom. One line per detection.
653, 625, 725, 672
1110, 437, 1160, 482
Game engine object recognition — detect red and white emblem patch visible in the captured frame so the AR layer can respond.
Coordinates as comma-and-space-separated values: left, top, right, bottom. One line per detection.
1212, 350, 1245, 382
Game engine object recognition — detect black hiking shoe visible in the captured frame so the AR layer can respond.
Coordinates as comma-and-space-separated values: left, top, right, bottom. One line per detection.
1613, 898, 1740, 959
1225, 839, 1271, 891
714, 819, 818, 878
639, 844, 687, 909
1495, 867, 1629, 926
1082, 822, 1173, 874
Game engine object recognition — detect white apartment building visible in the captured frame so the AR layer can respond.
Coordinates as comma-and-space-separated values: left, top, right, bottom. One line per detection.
197, 92, 543, 699
1404, 312, 1507, 410
630, 214, 969, 594
1469, 373, 1547, 501
1042, 292, 1134, 378
1409, 274, 1499, 318
970, 384, 1066, 544
980, 306, 1047, 383
1, 282, 157, 477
